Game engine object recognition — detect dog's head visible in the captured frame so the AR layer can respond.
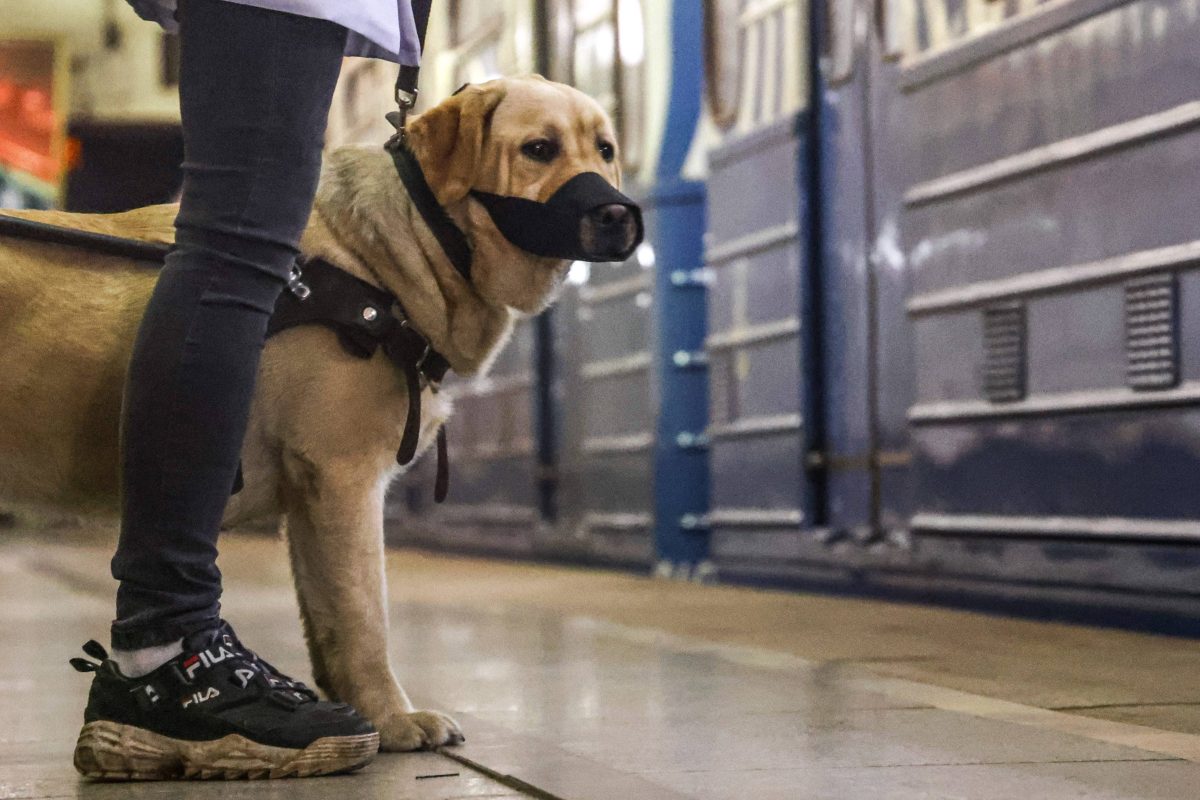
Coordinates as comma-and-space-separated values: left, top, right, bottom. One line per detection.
407, 75, 640, 314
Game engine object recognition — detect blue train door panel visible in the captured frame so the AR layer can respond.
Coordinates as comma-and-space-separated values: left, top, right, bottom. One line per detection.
814, 0, 879, 545
818, 0, 920, 545
863, 0, 916, 541
702, 0, 818, 577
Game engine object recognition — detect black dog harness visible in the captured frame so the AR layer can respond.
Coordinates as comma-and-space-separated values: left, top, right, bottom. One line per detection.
0, 213, 455, 503
267, 256, 452, 502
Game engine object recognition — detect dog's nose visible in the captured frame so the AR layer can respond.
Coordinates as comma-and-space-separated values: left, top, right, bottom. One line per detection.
591, 204, 631, 229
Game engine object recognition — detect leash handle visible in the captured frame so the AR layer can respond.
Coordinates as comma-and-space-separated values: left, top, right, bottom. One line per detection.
391, 0, 434, 139
0, 213, 171, 263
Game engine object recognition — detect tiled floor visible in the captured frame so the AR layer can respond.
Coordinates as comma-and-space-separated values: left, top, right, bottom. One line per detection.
4, 524, 1200, 799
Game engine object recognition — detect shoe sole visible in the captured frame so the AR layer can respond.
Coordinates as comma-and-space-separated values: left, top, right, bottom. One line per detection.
74, 720, 380, 780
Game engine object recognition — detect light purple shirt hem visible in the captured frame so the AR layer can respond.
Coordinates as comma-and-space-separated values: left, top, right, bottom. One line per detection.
126, 0, 421, 66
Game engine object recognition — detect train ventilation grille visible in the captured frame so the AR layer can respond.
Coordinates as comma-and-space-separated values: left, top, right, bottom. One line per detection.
1126, 273, 1180, 391
982, 302, 1026, 403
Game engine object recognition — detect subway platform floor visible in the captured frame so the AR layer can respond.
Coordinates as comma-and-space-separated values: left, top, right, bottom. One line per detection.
4, 524, 1200, 799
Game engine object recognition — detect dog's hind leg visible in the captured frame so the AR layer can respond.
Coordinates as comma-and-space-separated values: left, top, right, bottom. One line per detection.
280, 452, 464, 752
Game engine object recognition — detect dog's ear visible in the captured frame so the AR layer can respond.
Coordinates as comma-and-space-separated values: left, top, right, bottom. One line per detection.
408, 83, 507, 206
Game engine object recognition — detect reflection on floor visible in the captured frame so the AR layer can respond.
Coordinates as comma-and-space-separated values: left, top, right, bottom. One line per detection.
5, 523, 1200, 799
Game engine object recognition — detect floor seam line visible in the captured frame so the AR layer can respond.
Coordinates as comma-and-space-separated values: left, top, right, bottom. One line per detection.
436, 748, 569, 800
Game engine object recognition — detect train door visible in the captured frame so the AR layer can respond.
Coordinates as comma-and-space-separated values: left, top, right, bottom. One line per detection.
813, 0, 878, 546
817, 0, 917, 543
863, 0, 917, 541
820, 0, 980, 550
548, 0, 661, 567
701, 0, 819, 579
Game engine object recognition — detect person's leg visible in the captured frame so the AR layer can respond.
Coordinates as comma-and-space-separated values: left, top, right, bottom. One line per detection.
109, 0, 346, 653
72, 3, 383, 780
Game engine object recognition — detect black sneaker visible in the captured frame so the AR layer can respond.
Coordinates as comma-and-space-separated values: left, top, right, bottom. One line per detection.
71, 621, 379, 780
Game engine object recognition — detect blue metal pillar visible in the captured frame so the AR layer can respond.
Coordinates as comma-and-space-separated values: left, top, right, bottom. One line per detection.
651, 180, 709, 574
651, 0, 708, 576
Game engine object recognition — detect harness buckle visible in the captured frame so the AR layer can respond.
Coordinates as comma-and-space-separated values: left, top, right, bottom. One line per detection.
286, 264, 311, 300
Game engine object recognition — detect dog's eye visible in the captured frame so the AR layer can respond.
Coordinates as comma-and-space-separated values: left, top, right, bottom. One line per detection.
597, 141, 615, 162
521, 139, 558, 163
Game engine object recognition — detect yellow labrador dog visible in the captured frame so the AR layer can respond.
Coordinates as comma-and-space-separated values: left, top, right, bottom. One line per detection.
0, 76, 640, 751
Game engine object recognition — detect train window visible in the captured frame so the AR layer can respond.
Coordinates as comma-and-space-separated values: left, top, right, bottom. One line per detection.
450, 2, 499, 43
615, 0, 645, 171
572, 1, 620, 120
707, 0, 807, 131
875, 0, 906, 61
820, 0, 857, 85
544, 0, 576, 83
550, 0, 645, 172
902, 0, 1055, 59
704, 0, 742, 128
448, 1, 505, 84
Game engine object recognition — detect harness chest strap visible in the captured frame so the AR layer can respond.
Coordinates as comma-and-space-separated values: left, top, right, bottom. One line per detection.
263, 256, 452, 503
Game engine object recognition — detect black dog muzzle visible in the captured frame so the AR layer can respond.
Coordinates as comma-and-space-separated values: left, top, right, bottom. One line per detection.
471, 172, 644, 262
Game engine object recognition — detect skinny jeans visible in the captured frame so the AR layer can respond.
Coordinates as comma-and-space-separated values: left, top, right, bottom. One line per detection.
110, 0, 346, 649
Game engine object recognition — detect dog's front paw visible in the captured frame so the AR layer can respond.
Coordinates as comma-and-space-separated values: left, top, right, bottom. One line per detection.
377, 709, 465, 751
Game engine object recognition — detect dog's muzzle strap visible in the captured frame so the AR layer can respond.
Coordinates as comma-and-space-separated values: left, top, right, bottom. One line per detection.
470, 172, 644, 262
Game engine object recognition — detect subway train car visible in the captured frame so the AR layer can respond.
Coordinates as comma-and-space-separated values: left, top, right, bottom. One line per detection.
388, 0, 1200, 627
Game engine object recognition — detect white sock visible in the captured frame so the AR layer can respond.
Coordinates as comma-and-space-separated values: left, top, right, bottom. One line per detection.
111, 639, 184, 678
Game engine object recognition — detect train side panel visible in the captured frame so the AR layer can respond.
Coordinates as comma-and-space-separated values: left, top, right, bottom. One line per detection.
874, 0, 1200, 608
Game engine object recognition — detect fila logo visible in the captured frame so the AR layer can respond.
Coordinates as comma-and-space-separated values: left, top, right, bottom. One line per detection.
142, 685, 160, 704
182, 687, 220, 707
235, 668, 257, 688
182, 646, 236, 679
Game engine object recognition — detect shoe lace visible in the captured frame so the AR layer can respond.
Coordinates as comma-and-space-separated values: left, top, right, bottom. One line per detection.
220, 629, 319, 702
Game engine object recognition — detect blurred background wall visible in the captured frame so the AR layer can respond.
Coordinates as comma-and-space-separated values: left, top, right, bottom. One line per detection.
2, 0, 183, 210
